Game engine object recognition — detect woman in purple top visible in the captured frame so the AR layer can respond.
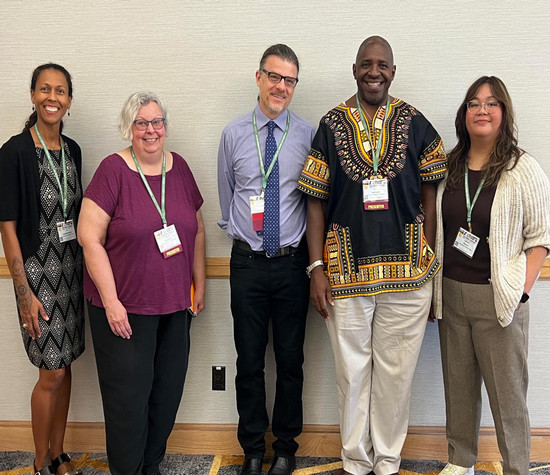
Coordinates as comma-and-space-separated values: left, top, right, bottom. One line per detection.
77, 92, 205, 475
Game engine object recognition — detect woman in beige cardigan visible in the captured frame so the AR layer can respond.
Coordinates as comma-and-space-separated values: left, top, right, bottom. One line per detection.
433, 76, 550, 475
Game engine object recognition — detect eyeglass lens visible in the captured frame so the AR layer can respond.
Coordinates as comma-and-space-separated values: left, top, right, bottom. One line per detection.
134, 118, 165, 130
263, 69, 298, 87
467, 101, 499, 113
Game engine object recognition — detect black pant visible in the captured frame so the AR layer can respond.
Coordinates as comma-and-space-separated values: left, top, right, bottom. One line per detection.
88, 303, 192, 475
230, 242, 309, 458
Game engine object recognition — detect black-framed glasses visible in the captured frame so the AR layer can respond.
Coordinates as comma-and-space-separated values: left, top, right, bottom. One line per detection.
133, 118, 166, 131
261, 68, 299, 88
466, 100, 500, 114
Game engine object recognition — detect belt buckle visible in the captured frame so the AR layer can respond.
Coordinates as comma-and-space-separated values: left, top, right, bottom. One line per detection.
265, 248, 282, 258
265, 246, 294, 258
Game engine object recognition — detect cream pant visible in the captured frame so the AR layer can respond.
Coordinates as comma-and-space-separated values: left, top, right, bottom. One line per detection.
326, 282, 433, 475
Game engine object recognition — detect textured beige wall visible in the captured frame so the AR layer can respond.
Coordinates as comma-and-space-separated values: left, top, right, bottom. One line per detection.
1, 0, 549, 428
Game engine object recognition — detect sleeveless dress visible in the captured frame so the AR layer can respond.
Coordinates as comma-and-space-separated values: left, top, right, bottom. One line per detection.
18, 144, 85, 369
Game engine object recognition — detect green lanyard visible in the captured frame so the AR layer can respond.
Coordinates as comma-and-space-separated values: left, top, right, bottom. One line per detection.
131, 147, 167, 227
34, 124, 68, 220
252, 111, 290, 192
464, 161, 487, 233
355, 94, 390, 174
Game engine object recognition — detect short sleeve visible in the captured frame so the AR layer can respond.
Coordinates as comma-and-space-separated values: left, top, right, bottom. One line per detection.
83, 155, 123, 217
297, 120, 331, 200
417, 120, 447, 183
175, 153, 204, 212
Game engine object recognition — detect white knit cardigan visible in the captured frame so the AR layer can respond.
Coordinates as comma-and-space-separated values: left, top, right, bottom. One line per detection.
433, 153, 550, 327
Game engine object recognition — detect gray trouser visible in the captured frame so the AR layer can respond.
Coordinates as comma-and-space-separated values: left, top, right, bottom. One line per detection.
439, 277, 530, 475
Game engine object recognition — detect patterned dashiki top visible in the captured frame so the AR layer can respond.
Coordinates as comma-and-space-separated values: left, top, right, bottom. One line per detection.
298, 99, 447, 299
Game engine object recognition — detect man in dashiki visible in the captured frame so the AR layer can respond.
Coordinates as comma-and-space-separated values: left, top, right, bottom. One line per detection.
298, 36, 447, 475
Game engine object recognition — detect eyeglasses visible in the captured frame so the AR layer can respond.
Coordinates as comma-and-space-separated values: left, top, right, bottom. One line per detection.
133, 118, 166, 131
261, 69, 299, 88
466, 100, 500, 114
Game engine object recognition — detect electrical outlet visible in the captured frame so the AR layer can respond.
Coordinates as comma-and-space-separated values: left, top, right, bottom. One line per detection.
212, 366, 226, 391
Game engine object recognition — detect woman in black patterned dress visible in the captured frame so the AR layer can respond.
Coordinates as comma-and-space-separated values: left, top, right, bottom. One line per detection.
0, 64, 84, 475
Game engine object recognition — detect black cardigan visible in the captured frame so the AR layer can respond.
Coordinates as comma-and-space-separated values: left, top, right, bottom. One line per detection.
0, 130, 83, 260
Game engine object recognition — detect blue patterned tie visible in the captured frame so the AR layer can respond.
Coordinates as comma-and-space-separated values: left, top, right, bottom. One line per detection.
263, 121, 280, 257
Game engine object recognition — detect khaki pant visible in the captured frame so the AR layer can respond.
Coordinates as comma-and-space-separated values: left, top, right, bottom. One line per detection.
439, 277, 530, 475
326, 282, 432, 475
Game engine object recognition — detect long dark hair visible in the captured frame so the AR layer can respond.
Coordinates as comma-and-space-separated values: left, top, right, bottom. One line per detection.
446, 76, 522, 189
23, 63, 73, 134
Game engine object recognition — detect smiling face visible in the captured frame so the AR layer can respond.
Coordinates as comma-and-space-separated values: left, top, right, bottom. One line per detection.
30, 68, 72, 129
353, 40, 396, 108
131, 101, 166, 158
256, 55, 297, 119
465, 83, 503, 144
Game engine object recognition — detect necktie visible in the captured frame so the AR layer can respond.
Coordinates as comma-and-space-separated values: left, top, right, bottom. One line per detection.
263, 121, 280, 257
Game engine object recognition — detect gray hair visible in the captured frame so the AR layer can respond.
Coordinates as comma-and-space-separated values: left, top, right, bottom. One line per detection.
118, 91, 169, 141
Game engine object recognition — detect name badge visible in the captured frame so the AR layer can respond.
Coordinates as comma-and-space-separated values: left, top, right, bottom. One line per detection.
250, 194, 265, 232
452, 227, 480, 259
154, 224, 182, 258
363, 178, 389, 210
57, 219, 76, 243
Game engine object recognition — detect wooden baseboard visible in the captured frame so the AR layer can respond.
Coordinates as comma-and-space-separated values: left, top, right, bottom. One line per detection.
1, 257, 549, 280
1, 422, 549, 461
1, 257, 10, 278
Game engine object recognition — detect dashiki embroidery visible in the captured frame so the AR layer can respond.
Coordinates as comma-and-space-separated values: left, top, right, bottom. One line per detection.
298, 99, 447, 298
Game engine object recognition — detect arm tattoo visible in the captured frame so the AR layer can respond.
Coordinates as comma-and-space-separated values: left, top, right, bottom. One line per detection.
12, 257, 32, 312
525, 248, 534, 255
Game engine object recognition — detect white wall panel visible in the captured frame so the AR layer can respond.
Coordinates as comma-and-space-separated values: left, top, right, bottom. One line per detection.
1, 0, 549, 429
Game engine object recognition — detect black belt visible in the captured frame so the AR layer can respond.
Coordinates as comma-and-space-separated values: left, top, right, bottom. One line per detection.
233, 239, 302, 258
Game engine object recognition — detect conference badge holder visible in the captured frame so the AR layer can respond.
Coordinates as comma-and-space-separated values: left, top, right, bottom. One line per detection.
452, 227, 479, 259
363, 178, 389, 210
57, 219, 76, 243
250, 194, 265, 232
154, 224, 183, 258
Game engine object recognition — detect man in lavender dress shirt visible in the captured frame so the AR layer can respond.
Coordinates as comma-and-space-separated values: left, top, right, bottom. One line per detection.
217, 44, 315, 475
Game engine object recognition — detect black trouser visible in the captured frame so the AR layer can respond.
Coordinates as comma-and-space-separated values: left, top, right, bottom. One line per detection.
230, 242, 309, 458
88, 302, 192, 475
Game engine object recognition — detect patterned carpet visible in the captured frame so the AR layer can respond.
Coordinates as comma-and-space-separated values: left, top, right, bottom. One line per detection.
1, 453, 549, 475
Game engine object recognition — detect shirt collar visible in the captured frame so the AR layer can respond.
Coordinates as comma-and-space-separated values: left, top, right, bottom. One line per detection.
254, 103, 289, 131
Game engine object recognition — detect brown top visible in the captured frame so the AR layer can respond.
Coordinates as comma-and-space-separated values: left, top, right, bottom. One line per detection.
442, 168, 497, 284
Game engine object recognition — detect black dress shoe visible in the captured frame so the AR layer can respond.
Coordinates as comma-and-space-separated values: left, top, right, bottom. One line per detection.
268, 456, 296, 474
240, 457, 262, 475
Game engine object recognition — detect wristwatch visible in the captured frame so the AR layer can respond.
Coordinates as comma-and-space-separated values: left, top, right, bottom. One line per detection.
306, 260, 324, 278
520, 292, 530, 303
